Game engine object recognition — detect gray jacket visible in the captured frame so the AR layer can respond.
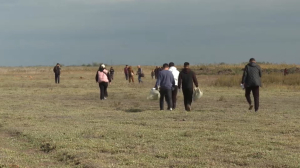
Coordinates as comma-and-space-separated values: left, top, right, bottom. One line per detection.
242, 62, 262, 87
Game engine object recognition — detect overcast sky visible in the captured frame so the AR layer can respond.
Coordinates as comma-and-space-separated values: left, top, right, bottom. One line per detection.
0, 0, 299, 66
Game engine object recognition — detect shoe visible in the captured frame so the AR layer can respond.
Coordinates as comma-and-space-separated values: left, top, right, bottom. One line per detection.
186, 105, 191, 111
255, 109, 258, 112
104, 97, 107, 100
249, 105, 253, 110
169, 108, 173, 111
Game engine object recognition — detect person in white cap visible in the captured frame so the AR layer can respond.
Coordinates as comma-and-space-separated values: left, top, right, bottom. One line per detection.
95, 64, 111, 100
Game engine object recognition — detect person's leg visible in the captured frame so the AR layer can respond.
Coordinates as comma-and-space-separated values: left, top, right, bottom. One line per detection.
172, 86, 178, 109
182, 89, 188, 110
55, 74, 58, 83
132, 76, 134, 83
57, 75, 60, 84
129, 76, 131, 83
186, 89, 193, 111
99, 83, 104, 100
159, 89, 166, 110
166, 89, 173, 110
104, 82, 108, 98
252, 86, 260, 111
245, 87, 253, 110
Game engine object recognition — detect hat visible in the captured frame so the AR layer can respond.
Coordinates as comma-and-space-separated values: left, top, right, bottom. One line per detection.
101, 64, 105, 68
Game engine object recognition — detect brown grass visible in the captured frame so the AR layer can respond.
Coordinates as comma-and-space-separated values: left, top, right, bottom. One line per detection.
0, 65, 299, 168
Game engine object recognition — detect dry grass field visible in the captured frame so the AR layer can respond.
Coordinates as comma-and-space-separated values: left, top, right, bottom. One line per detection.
0, 65, 299, 168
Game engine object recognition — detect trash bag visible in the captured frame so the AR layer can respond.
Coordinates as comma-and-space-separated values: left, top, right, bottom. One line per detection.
147, 88, 160, 100
193, 87, 203, 101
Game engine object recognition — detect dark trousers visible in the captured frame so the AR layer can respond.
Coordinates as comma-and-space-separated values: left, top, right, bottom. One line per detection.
99, 82, 108, 100
159, 88, 172, 110
111, 74, 114, 80
172, 86, 178, 109
138, 75, 143, 83
245, 86, 259, 111
55, 74, 60, 84
183, 88, 193, 109
125, 74, 128, 80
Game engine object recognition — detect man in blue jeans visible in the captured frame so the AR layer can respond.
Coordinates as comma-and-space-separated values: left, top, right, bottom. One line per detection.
155, 63, 175, 111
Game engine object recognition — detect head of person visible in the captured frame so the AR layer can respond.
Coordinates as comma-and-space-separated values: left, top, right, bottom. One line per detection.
98, 64, 105, 71
126, 65, 128, 68
138, 65, 141, 68
162, 63, 169, 70
169, 62, 175, 67
184, 62, 190, 68
56, 63, 60, 66
110, 67, 113, 69
156, 66, 158, 68
249, 58, 256, 63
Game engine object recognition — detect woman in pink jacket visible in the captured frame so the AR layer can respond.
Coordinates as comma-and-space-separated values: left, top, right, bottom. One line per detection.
95, 64, 111, 100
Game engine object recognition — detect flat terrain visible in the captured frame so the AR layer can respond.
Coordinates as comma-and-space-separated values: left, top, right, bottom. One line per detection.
0, 67, 299, 168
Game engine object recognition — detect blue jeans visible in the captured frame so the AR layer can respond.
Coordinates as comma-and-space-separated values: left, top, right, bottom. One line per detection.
138, 75, 143, 83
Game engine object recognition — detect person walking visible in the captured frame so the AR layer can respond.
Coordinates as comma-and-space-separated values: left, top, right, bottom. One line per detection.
154, 66, 160, 79
137, 65, 143, 83
168, 62, 180, 110
53, 63, 61, 84
241, 58, 262, 112
95, 64, 111, 100
110, 67, 115, 80
124, 65, 129, 80
155, 63, 175, 111
151, 70, 155, 79
178, 62, 199, 111
128, 66, 134, 83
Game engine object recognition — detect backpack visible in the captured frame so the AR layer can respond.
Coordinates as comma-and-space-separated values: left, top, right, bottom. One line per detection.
98, 70, 109, 83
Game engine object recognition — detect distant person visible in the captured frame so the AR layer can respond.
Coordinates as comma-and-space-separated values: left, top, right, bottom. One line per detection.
95, 64, 111, 100
169, 62, 180, 110
137, 65, 143, 83
128, 66, 134, 83
110, 67, 115, 80
178, 62, 199, 111
241, 58, 262, 112
155, 63, 175, 111
53, 63, 61, 84
151, 70, 155, 79
284, 68, 288, 76
154, 66, 160, 79
124, 65, 129, 80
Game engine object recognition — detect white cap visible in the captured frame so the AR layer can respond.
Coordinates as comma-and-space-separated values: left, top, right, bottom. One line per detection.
101, 64, 105, 68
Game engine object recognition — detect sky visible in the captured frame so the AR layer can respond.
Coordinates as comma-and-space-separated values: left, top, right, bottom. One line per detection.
0, 0, 299, 66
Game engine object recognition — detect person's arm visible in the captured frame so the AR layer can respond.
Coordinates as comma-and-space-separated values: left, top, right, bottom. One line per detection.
107, 72, 112, 83
259, 66, 262, 78
242, 66, 248, 84
192, 71, 199, 87
53, 67, 56, 73
178, 72, 182, 89
155, 72, 161, 89
95, 71, 98, 82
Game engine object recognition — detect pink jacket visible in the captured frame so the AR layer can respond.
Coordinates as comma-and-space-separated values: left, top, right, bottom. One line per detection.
98, 69, 109, 83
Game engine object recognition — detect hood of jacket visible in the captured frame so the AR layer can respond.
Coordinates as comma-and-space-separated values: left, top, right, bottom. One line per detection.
248, 62, 258, 67
169, 66, 177, 72
182, 68, 191, 74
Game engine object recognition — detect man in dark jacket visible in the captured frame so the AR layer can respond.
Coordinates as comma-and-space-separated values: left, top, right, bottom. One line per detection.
241, 58, 262, 112
178, 62, 199, 111
110, 67, 115, 80
155, 63, 175, 111
124, 65, 129, 80
53, 63, 61, 84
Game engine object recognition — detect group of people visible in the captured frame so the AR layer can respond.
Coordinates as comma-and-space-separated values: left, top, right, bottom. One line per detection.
54, 58, 262, 112
154, 62, 198, 111
123, 65, 144, 83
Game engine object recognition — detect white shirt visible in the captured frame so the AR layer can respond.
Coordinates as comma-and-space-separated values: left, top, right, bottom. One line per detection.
169, 66, 179, 86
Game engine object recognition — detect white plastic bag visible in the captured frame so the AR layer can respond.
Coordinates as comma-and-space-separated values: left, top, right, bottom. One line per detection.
193, 87, 203, 101
147, 88, 160, 100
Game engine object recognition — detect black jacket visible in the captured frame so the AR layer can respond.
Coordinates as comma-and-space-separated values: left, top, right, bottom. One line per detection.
242, 62, 262, 87
53, 66, 61, 75
178, 68, 198, 89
